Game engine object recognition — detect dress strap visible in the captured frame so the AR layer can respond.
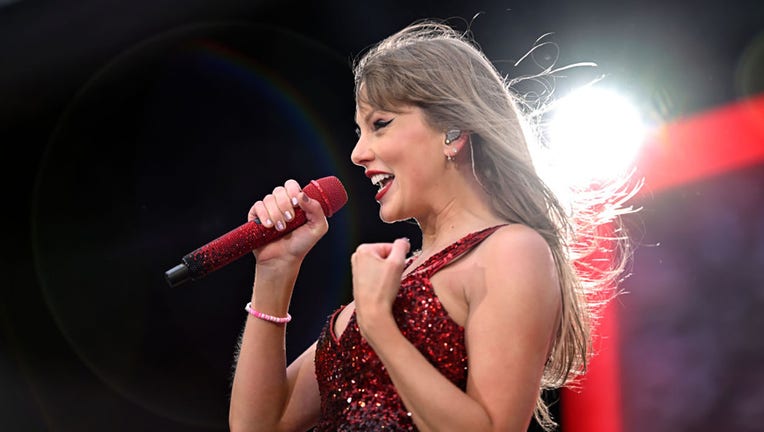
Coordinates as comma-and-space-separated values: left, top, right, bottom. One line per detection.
411, 224, 507, 278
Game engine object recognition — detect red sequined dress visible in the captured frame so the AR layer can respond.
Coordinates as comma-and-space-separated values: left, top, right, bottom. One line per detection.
313, 225, 505, 431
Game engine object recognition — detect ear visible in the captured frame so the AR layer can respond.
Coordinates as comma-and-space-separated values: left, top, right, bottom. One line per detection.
444, 129, 461, 144
443, 130, 468, 158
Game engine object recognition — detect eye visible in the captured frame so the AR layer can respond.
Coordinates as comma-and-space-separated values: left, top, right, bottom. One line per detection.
372, 118, 393, 131
354, 126, 361, 138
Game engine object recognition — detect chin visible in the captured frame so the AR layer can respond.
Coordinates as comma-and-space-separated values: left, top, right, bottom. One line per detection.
378, 209, 396, 224
378, 204, 406, 224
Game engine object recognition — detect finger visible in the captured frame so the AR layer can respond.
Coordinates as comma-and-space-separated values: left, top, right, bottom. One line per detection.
262, 194, 286, 231
250, 200, 274, 227
294, 192, 329, 238
355, 243, 393, 259
388, 238, 411, 264
271, 186, 295, 227
247, 202, 258, 222
296, 191, 327, 222
284, 179, 301, 207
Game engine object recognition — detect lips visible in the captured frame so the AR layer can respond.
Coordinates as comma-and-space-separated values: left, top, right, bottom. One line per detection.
375, 177, 393, 201
366, 170, 395, 202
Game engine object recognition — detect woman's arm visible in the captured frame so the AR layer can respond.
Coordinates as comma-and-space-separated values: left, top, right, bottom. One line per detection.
354, 225, 561, 432
229, 181, 327, 432
229, 263, 321, 432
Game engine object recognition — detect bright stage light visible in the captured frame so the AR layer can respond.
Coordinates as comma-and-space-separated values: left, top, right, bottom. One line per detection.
545, 87, 647, 185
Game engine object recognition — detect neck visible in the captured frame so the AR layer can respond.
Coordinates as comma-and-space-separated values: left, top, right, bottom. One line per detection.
413, 168, 505, 257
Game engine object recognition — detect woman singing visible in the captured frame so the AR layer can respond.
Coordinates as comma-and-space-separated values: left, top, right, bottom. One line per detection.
229, 20, 633, 432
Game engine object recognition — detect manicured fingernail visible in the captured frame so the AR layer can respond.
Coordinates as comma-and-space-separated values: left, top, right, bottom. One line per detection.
276, 221, 285, 231
284, 211, 293, 221
265, 218, 273, 227
302, 193, 309, 203
291, 196, 298, 206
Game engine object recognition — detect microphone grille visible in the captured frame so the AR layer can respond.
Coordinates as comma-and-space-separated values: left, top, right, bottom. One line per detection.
304, 176, 348, 217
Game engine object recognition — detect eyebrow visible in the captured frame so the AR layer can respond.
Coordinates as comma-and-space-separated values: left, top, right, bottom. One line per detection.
354, 109, 376, 127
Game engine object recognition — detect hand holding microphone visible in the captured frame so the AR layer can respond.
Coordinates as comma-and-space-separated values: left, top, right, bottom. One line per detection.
247, 179, 329, 264
165, 176, 347, 287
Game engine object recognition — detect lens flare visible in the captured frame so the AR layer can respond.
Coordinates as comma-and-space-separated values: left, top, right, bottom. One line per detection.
546, 87, 648, 185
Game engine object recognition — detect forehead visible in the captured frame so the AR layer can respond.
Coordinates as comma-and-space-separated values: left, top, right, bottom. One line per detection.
354, 83, 408, 122
354, 100, 417, 123
354, 100, 374, 122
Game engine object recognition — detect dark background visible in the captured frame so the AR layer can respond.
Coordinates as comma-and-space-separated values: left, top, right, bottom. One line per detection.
2, 0, 763, 431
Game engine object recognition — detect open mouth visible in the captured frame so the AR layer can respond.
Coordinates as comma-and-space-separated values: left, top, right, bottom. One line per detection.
371, 173, 394, 190
371, 173, 394, 200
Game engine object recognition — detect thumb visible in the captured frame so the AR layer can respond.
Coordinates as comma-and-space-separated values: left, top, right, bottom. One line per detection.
388, 237, 411, 265
297, 191, 327, 222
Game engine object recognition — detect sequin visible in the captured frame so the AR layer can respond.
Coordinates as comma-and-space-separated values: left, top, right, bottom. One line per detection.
314, 226, 504, 431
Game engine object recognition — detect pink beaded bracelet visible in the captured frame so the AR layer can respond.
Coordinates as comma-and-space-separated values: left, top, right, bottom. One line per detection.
244, 302, 292, 324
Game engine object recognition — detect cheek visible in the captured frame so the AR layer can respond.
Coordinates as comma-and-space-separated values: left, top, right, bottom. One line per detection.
397, 160, 439, 201
387, 128, 442, 185
402, 135, 439, 162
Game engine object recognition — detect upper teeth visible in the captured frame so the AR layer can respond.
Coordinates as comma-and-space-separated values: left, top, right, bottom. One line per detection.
371, 173, 393, 187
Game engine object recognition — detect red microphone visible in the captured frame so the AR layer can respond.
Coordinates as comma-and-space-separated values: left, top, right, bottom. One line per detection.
164, 176, 348, 287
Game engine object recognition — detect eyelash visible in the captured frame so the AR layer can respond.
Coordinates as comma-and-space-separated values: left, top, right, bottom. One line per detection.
355, 118, 393, 138
373, 119, 393, 130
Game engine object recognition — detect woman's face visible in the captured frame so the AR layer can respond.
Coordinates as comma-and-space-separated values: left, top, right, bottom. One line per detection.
351, 100, 446, 223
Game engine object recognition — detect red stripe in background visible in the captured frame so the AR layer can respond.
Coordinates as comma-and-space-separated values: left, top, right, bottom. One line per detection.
561, 300, 622, 432
561, 93, 764, 432
637, 93, 764, 194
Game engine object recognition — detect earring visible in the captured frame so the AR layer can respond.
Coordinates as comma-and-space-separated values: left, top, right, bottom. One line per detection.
446, 147, 458, 162
445, 129, 461, 145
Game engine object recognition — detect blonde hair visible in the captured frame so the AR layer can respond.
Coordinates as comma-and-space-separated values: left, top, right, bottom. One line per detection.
354, 20, 637, 430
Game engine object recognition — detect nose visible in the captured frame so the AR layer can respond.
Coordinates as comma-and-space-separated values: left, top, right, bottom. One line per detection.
350, 136, 372, 167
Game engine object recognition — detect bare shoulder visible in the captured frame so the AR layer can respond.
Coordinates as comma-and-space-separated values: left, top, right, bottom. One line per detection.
476, 224, 555, 269
468, 224, 559, 303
